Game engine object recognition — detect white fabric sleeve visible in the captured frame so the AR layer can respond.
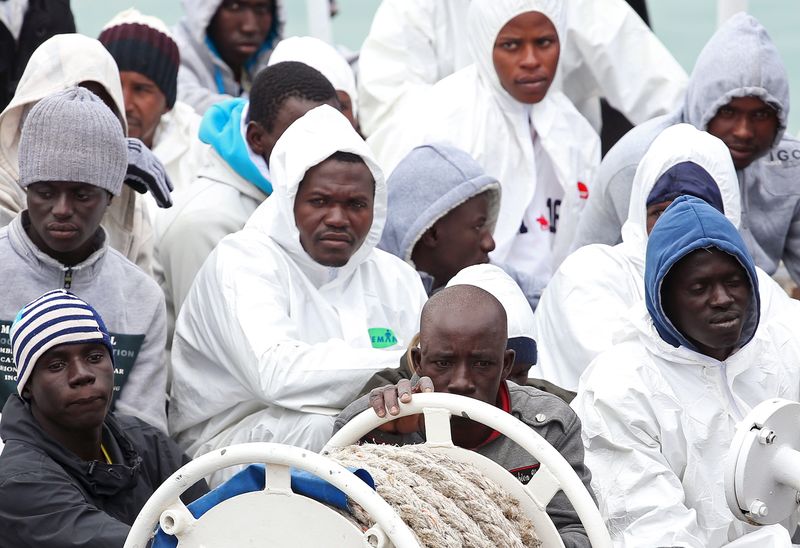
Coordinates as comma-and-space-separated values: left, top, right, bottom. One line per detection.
573, 367, 714, 547
564, 0, 688, 125
188, 259, 425, 413
356, 0, 440, 137
531, 250, 633, 391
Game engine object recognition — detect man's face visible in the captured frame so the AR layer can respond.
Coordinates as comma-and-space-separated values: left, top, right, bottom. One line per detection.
120, 71, 169, 149
208, 0, 274, 70
246, 96, 339, 166
427, 192, 495, 282
706, 96, 779, 170
413, 304, 514, 445
492, 11, 560, 104
24, 343, 114, 434
25, 181, 111, 265
293, 158, 375, 267
662, 248, 751, 361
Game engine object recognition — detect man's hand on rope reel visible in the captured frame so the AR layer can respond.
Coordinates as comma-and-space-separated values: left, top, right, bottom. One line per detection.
368, 377, 434, 434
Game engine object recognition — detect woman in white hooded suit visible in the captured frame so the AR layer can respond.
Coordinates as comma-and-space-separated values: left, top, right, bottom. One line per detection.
380, 0, 600, 282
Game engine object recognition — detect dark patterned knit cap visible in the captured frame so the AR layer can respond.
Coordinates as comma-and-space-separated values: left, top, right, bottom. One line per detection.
98, 8, 179, 108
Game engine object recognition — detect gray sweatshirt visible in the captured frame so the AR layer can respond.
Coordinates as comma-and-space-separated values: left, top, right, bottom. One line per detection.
334, 381, 593, 548
172, 0, 284, 114
572, 13, 800, 285
0, 214, 167, 431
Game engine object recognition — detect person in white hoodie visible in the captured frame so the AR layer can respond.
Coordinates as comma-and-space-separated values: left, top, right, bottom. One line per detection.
383, 0, 600, 283
99, 8, 208, 219
532, 124, 798, 391
572, 196, 800, 547
358, 0, 687, 150
173, 0, 284, 114
155, 61, 339, 347
169, 105, 427, 485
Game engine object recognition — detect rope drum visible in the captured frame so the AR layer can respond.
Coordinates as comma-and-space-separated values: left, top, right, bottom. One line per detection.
328, 444, 542, 548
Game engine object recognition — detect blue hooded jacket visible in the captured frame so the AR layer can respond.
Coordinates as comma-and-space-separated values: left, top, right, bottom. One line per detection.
644, 195, 760, 353
198, 97, 272, 195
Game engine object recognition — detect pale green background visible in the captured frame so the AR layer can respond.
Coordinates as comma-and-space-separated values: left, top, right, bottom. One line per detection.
72, 0, 800, 132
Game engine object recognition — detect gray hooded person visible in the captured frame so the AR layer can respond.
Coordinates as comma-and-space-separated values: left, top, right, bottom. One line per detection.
571, 13, 800, 285
378, 143, 544, 310
173, 0, 284, 114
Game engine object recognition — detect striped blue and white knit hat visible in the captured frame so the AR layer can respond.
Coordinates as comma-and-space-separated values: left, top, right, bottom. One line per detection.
11, 290, 113, 395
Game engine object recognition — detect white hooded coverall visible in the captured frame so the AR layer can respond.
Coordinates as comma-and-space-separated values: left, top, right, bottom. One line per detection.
169, 106, 427, 485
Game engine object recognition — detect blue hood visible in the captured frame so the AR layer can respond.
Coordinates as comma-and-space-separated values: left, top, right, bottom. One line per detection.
198, 97, 272, 195
644, 195, 760, 352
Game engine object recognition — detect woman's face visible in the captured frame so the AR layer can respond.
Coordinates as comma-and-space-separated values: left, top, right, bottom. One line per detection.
492, 11, 560, 104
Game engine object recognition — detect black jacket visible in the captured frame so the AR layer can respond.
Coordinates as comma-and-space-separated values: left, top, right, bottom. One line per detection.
0, 395, 208, 547
0, 0, 75, 110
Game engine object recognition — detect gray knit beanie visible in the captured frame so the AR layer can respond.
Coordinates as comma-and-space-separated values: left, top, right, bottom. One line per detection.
19, 87, 127, 195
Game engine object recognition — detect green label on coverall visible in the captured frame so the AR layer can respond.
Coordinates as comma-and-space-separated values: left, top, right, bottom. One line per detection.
368, 327, 398, 349
0, 320, 144, 407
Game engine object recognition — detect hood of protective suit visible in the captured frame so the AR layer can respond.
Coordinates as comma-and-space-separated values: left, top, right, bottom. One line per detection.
245, 104, 386, 286
179, 0, 283, 48
198, 97, 272, 195
268, 36, 358, 118
378, 142, 500, 264
683, 12, 788, 144
0, 34, 126, 179
621, 124, 741, 265
645, 195, 760, 354
447, 263, 537, 365
467, 0, 565, 111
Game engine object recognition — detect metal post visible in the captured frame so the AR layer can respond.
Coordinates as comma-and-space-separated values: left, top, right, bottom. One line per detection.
306, 0, 333, 44
717, 0, 748, 27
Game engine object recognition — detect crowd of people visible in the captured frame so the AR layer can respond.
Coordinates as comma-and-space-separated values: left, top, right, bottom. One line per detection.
0, 0, 799, 546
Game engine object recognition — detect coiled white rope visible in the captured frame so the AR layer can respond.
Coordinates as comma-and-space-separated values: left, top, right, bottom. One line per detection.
329, 444, 541, 548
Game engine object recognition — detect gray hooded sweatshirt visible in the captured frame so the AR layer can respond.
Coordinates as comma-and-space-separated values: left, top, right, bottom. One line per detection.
0, 214, 168, 431
571, 13, 800, 284
378, 142, 545, 309
173, 0, 284, 114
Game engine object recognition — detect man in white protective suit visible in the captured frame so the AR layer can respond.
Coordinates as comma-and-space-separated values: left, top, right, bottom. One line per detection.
169, 105, 427, 485
358, 0, 687, 151
572, 195, 800, 547
531, 124, 800, 391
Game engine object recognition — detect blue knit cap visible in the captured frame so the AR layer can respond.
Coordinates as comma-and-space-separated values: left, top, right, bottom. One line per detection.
11, 290, 113, 395
646, 161, 725, 214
